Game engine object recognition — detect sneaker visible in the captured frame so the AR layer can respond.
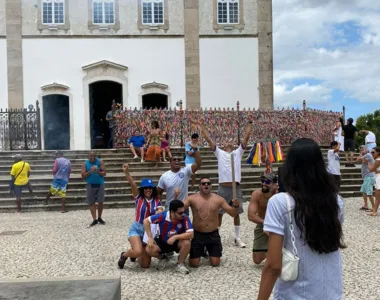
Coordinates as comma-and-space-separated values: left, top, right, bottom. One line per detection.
118, 252, 127, 269
235, 238, 246, 248
88, 220, 98, 227
98, 217, 106, 225
133, 155, 138, 159
166, 251, 174, 257
156, 255, 168, 270
176, 263, 190, 274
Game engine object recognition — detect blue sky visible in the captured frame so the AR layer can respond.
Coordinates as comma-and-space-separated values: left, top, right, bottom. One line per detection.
273, 0, 380, 121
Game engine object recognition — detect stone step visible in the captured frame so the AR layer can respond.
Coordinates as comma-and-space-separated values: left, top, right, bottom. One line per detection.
0, 190, 364, 213
0, 171, 363, 187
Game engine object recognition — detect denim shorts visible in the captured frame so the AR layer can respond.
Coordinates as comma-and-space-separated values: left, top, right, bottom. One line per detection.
360, 177, 375, 196
128, 221, 144, 239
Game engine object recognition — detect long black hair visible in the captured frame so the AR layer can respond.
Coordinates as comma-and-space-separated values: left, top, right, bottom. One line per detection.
283, 138, 346, 254
138, 187, 158, 199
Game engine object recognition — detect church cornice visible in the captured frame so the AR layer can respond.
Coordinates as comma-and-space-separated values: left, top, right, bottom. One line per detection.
82, 60, 128, 71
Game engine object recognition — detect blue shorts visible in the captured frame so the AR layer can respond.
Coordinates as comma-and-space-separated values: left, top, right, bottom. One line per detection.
128, 221, 144, 239
360, 177, 375, 196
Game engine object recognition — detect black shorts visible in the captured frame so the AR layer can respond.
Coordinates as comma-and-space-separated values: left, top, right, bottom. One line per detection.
344, 139, 355, 152
190, 229, 222, 259
154, 238, 180, 254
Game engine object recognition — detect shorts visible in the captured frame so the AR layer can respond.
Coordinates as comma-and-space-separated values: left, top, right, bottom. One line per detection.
217, 184, 244, 215
154, 237, 180, 254
128, 221, 144, 239
252, 224, 268, 252
375, 175, 380, 190
361, 177, 375, 196
86, 184, 105, 205
366, 143, 376, 152
344, 139, 355, 152
13, 182, 31, 198
49, 179, 68, 198
190, 229, 222, 259
186, 164, 197, 174
332, 175, 341, 192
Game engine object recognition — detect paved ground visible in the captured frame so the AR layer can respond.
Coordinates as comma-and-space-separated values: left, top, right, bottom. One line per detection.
0, 198, 379, 300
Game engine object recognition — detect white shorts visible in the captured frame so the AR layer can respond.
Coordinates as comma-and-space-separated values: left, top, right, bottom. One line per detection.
186, 164, 197, 174
375, 175, 380, 190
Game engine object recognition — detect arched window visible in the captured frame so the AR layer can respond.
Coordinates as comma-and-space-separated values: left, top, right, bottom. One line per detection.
217, 0, 239, 24
142, 0, 164, 25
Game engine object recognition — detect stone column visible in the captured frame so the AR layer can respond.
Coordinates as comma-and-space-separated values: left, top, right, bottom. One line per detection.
183, 0, 200, 109
6, 0, 24, 109
257, 0, 273, 110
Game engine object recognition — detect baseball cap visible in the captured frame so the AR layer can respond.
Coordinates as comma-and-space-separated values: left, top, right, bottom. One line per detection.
140, 178, 156, 188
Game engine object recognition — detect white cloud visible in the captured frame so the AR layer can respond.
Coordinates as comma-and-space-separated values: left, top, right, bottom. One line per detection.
273, 0, 380, 107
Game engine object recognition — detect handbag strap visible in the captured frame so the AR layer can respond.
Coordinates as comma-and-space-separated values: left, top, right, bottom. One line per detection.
285, 193, 298, 257
14, 162, 26, 181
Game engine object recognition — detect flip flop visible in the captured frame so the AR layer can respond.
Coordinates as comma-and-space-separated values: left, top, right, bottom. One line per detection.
364, 208, 373, 212
359, 207, 368, 210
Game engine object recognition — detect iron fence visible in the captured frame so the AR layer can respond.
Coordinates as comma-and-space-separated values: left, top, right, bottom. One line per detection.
0, 101, 42, 151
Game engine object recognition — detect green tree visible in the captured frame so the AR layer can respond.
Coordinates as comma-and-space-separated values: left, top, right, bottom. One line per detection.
354, 109, 380, 146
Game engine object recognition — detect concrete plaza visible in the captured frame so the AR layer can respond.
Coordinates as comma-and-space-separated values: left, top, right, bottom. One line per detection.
0, 199, 379, 300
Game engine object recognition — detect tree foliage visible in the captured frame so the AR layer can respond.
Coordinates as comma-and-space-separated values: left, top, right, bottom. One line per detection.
354, 109, 380, 146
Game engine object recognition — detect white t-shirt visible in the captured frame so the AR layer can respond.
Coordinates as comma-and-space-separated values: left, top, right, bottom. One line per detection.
143, 224, 159, 244
214, 145, 245, 183
327, 150, 341, 175
158, 166, 193, 205
365, 131, 376, 144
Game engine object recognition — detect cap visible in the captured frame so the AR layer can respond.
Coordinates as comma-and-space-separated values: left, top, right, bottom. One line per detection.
12, 154, 23, 160
140, 178, 156, 189
261, 172, 278, 183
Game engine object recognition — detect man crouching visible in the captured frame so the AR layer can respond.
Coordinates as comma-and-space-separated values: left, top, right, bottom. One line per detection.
143, 200, 193, 274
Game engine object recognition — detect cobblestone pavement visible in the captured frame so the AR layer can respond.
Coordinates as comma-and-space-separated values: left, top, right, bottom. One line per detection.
0, 198, 379, 300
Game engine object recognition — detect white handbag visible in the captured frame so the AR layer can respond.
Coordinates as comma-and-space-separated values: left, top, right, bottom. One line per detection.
280, 193, 300, 281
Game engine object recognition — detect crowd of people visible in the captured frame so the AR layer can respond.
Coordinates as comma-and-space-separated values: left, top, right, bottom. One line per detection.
8, 114, 380, 299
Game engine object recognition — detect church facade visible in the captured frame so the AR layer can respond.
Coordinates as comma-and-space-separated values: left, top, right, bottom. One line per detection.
0, 0, 273, 150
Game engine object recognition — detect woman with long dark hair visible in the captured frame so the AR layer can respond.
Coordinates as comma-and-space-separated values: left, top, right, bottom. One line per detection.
257, 138, 345, 300
117, 164, 161, 269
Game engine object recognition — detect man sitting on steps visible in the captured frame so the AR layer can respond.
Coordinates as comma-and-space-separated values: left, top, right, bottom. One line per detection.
129, 130, 146, 163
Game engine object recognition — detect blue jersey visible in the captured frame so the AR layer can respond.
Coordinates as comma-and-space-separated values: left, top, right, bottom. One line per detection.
149, 211, 193, 243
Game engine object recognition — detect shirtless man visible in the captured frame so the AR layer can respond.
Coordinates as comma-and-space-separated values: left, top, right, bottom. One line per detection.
247, 173, 278, 265
184, 177, 240, 267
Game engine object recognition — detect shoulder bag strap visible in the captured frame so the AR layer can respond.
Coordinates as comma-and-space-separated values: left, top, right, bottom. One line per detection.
285, 193, 298, 257
14, 162, 26, 181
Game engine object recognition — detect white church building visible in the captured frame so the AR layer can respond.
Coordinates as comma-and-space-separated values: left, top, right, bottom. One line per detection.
0, 0, 273, 150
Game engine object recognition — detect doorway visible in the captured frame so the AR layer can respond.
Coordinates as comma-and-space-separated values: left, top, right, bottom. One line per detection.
142, 93, 168, 109
89, 81, 122, 149
43, 95, 70, 150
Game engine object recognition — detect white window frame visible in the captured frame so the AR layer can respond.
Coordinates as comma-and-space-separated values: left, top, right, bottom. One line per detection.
42, 0, 65, 25
92, 0, 115, 25
217, 0, 240, 25
141, 0, 164, 25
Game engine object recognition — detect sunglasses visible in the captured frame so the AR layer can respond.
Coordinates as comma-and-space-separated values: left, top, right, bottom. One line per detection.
201, 182, 211, 186
172, 158, 181, 161
261, 178, 272, 185
143, 187, 153, 190
371, 151, 375, 154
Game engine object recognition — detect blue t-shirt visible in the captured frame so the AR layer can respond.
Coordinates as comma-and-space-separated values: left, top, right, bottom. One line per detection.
184, 142, 199, 165
149, 211, 193, 243
129, 136, 145, 148
85, 158, 104, 185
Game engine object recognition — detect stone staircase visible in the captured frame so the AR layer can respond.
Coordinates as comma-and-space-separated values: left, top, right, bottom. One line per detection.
0, 147, 363, 212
